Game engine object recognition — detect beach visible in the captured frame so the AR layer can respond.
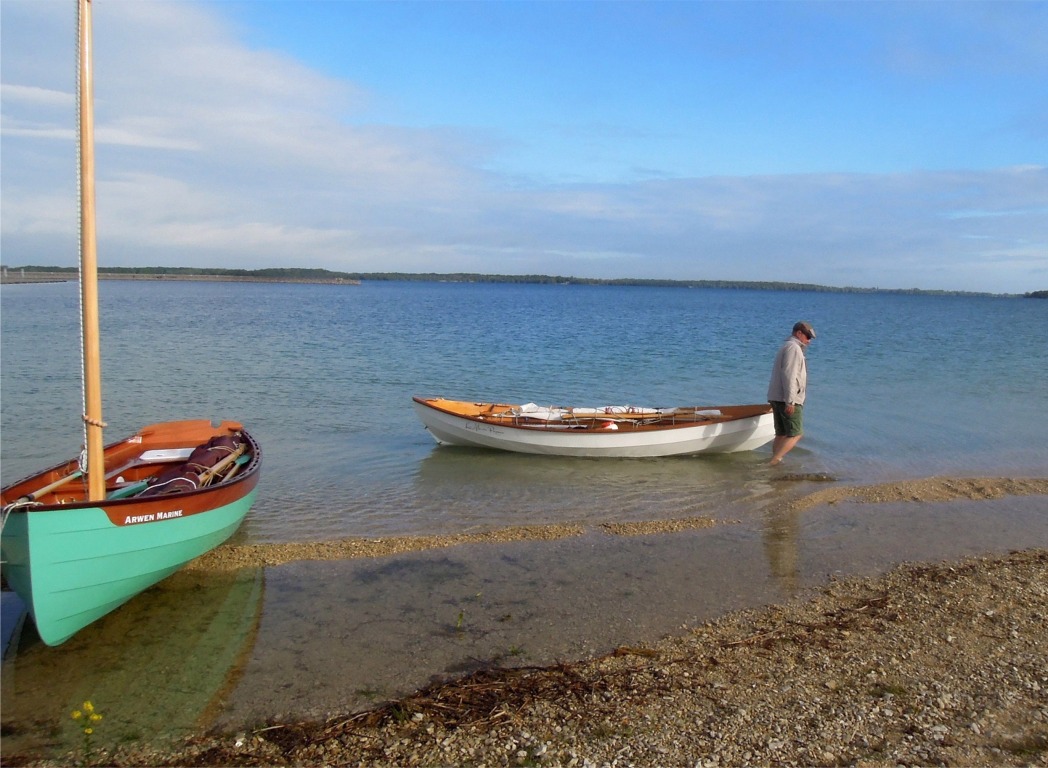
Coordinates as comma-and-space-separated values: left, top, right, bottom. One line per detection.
6, 475, 1046, 768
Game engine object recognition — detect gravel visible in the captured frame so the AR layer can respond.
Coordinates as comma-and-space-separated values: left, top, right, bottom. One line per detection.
27, 548, 1046, 767
8, 475, 1047, 767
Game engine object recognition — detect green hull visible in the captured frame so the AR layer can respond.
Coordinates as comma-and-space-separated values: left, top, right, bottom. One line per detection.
1, 489, 257, 646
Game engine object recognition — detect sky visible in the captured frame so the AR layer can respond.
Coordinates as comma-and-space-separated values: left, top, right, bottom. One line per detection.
1, 1, 1046, 294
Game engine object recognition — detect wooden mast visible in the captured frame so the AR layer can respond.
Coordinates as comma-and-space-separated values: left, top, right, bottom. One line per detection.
78, 0, 106, 501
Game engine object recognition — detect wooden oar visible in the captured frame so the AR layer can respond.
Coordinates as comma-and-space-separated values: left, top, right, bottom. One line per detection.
218, 453, 251, 483
108, 449, 250, 500
198, 445, 247, 487
13, 447, 197, 505
14, 469, 84, 504
107, 480, 149, 500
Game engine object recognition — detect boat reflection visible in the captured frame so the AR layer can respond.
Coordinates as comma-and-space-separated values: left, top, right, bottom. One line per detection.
1, 566, 262, 760
761, 506, 801, 594
414, 443, 761, 484
412, 446, 772, 530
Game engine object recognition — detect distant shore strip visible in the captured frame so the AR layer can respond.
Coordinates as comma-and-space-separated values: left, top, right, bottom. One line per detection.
0, 271, 360, 286
3, 267, 1041, 296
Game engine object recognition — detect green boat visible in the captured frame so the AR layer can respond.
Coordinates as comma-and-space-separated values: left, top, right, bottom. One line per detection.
1, 420, 262, 647
0, 0, 262, 647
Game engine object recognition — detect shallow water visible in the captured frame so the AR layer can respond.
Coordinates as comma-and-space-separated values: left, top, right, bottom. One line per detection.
2, 281, 1047, 757
3, 281, 1046, 541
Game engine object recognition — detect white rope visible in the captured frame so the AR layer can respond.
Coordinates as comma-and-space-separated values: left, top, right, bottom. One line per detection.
76, 0, 89, 457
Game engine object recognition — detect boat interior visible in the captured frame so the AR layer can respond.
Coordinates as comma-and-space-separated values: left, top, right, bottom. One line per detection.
417, 397, 771, 431
1, 421, 256, 509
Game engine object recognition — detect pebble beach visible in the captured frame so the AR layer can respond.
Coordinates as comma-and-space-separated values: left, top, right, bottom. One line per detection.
5, 475, 1045, 768
224, 548, 1047, 768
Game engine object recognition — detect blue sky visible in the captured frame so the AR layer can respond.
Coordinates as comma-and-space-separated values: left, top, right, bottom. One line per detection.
2, 0, 1045, 293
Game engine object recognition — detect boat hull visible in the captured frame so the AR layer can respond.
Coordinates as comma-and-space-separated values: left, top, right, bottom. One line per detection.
1, 420, 261, 646
413, 397, 774, 457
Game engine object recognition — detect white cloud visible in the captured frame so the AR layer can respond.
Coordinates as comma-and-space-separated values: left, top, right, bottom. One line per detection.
1, 83, 71, 108
1, 1, 1045, 294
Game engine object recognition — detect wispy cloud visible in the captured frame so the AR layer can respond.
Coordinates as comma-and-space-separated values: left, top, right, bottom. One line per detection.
1, 1, 1044, 294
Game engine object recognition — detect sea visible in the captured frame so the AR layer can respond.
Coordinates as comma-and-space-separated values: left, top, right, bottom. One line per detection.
2, 279, 1047, 755
3, 280, 1046, 539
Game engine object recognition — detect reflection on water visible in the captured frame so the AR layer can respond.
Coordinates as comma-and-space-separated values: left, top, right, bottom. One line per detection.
762, 505, 801, 594
235, 437, 800, 544
1, 568, 263, 758
406, 446, 785, 534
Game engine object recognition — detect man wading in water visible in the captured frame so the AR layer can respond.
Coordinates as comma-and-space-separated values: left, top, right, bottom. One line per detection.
767, 321, 815, 465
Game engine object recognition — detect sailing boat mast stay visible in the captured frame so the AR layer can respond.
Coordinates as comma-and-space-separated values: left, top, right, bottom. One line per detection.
78, 0, 105, 501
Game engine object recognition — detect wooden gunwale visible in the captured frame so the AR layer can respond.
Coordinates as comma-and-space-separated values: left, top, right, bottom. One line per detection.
1, 424, 261, 512
414, 397, 771, 433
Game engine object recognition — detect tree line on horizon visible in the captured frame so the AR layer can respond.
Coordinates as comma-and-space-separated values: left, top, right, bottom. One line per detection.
3, 264, 1041, 297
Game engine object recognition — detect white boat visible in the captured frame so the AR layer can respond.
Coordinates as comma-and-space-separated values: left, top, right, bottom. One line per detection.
412, 396, 775, 457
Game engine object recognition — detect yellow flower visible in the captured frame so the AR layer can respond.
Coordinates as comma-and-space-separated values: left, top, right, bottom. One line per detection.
71, 710, 83, 720
84, 727, 94, 735
90, 713, 103, 722
83, 701, 95, 714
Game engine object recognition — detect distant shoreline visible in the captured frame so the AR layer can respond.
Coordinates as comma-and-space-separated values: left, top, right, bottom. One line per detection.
1, 268, 1039, 297
0, 271, 360, 286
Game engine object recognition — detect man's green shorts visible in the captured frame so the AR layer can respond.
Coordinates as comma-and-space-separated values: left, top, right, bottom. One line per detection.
770, 401, 803, 438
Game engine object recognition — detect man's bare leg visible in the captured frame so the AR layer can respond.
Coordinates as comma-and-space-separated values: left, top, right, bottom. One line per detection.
769, 435, 801, 465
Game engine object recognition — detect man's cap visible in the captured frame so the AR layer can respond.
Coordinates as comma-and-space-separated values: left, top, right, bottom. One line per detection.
793, 321, 816, 338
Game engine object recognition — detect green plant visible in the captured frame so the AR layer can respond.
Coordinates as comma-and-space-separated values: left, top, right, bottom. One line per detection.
70, 700, 103, 762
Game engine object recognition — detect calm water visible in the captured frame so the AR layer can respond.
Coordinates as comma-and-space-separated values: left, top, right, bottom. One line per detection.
3, 280, 1048, 756
2, 280, 1047, 542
